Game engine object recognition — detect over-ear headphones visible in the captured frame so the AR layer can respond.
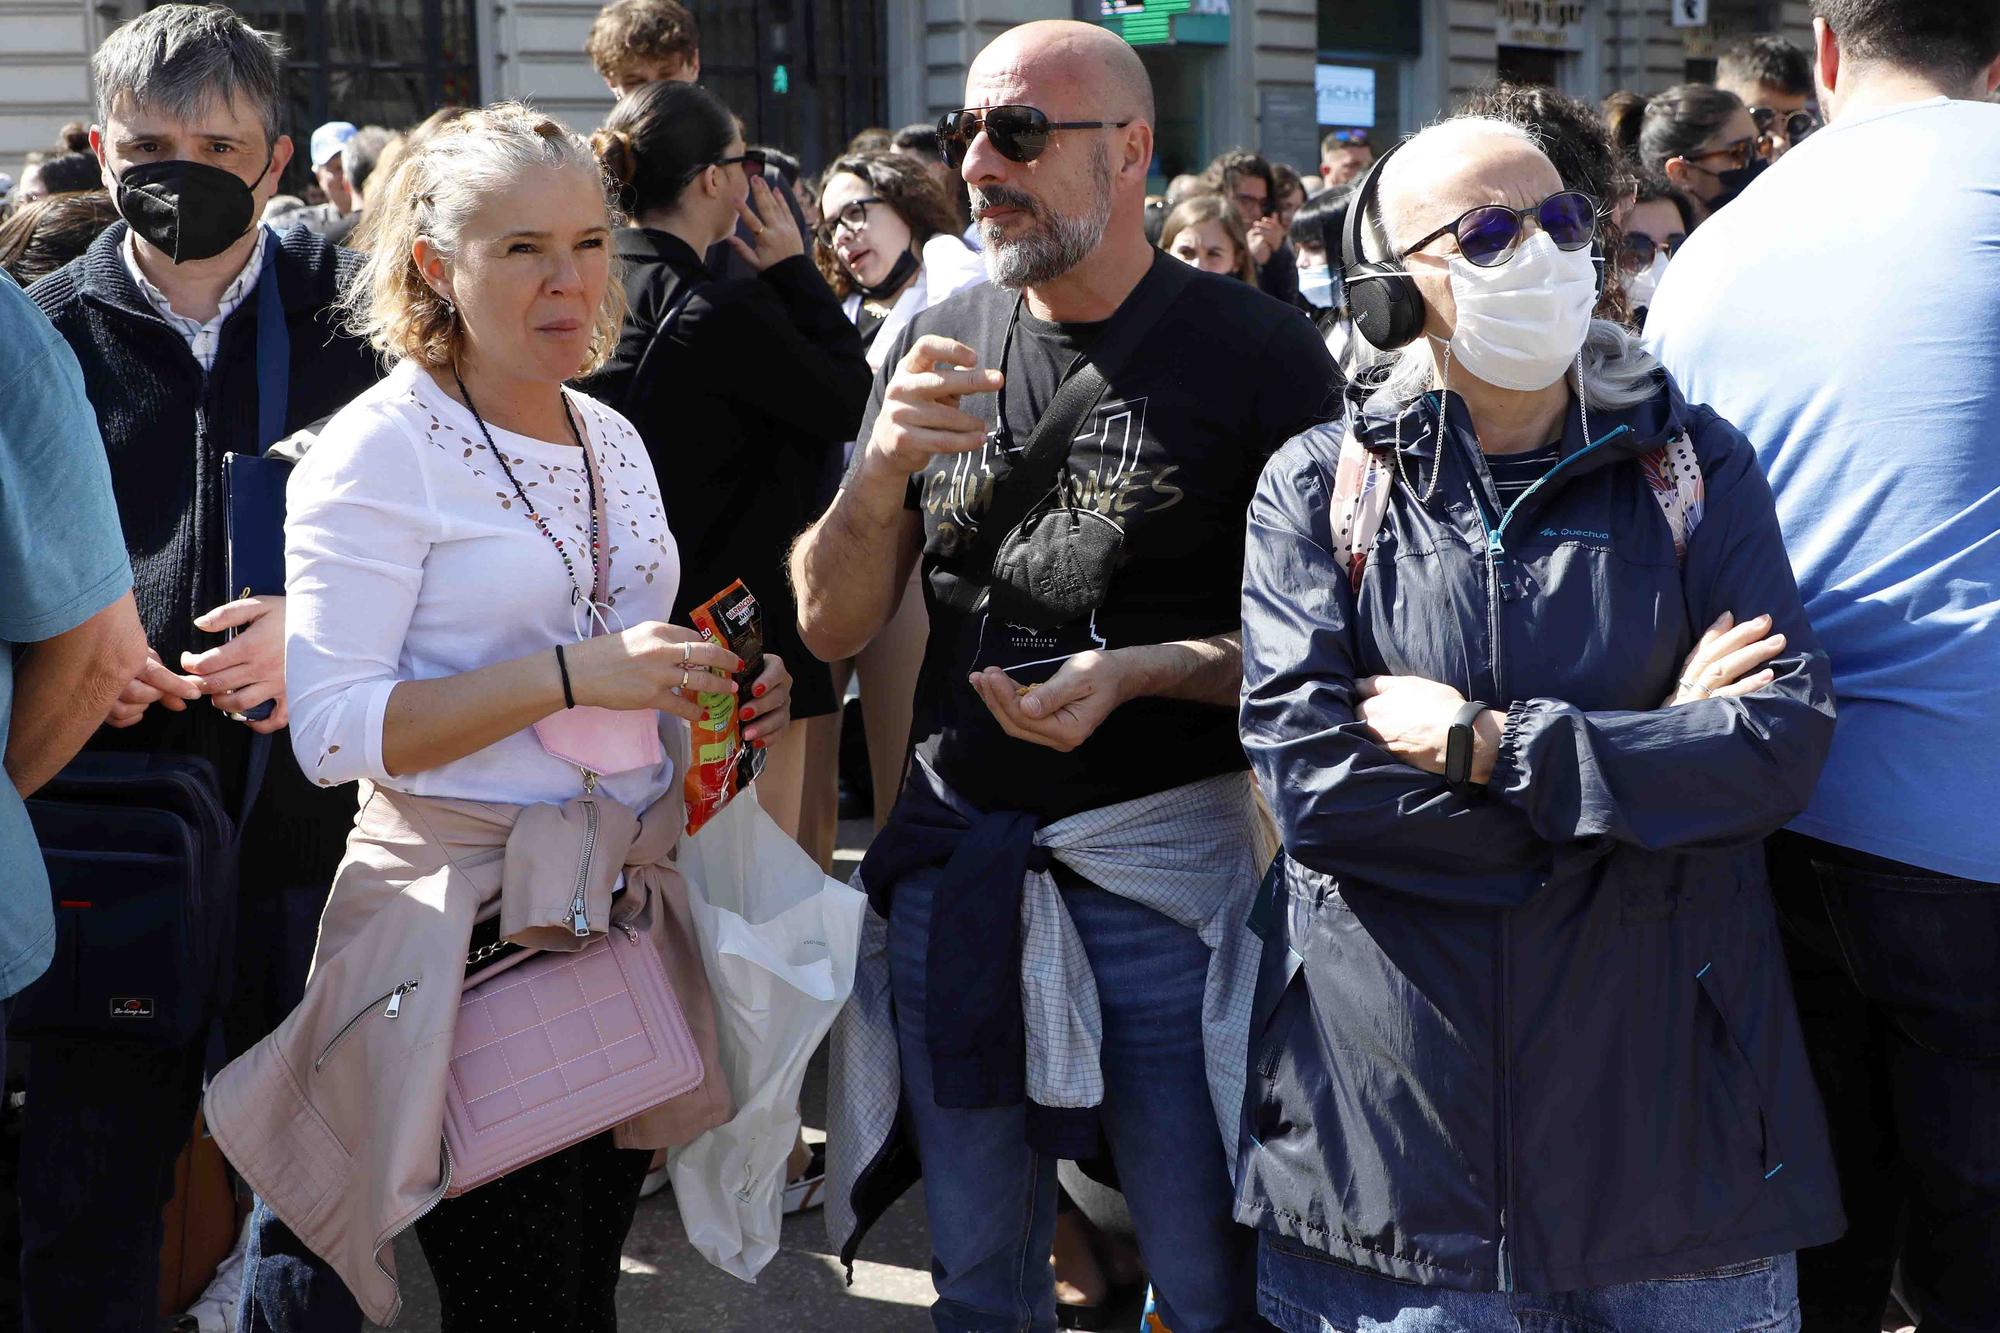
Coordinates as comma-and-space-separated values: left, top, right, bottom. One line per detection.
1338, 140, 1428, 351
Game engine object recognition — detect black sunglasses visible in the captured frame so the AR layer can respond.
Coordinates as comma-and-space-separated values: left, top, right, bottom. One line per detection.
1616, 229, 1685, 271
1327, 128, 1370, 146
936, 105, 1133, 169
1685, 136, 1759, 172
815, 195, 884, 246
712, 149, 767, 174
1750, 106, 1820, 147
1400, 190, 1600, 268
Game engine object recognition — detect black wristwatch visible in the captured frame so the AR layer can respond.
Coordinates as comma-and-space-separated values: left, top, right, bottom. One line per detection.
1445, 701, 1490, 793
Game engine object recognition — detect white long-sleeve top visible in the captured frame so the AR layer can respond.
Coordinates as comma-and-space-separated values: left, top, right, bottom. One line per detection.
285, 358, 682, 810
842, 232, 989, 371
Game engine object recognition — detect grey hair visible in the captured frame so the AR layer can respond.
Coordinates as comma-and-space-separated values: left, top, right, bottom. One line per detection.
91, 4, 285, 146
1349, 319, 1662, 422
1346, 114, 1659, 416
972, 140, 1115, 289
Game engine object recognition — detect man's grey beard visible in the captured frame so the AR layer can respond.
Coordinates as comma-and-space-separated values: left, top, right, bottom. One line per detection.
970, 145, 1114, 289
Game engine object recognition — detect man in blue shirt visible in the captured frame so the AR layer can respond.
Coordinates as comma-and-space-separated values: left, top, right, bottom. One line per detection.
1646, 4, 2000, 1329
0, 273, 144, 1062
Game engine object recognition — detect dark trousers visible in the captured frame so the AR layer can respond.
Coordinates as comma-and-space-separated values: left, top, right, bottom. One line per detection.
412, 1130, 651, 1333
14, 877, 359, 1333
1769, 832, 2000, 1333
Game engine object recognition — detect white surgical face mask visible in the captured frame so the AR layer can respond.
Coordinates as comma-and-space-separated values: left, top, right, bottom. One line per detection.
1622, 250, 1668, 312
1299, 266, 1340, 309
1445, 230, 1598, 391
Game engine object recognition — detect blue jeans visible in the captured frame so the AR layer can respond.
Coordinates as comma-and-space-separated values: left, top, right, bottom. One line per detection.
1770, 833, 2000, 1333
888, 863, 1256, 1332
239, 1199, 366, 1333
1258, 1237, 1800, 1333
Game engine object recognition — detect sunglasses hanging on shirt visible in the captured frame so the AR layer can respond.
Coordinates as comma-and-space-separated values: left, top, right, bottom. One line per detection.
935, 105, 1133, 169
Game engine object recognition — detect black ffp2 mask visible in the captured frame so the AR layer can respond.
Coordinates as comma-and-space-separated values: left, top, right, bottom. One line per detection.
854, 247, 920, 300
1706, 156, 1767, 212
115, 153, 270, 263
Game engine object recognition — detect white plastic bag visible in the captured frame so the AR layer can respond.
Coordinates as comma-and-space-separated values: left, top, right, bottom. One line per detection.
667, 787, 866, 1280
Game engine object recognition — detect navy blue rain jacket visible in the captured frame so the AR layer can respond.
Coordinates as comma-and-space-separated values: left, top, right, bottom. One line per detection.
1236, 374, 1844, 1294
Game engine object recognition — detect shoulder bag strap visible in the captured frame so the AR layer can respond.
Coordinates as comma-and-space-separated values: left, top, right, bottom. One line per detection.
1330, 425, 1393, 594
932, 256, 1196, 616
234, 733, 272, 840
253, 228, 289, 454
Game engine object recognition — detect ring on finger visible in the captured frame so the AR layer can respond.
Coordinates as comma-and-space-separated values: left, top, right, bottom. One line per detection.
679, 667, 689, 690
679, 641, 693, 665
1679, 676, 1711, 698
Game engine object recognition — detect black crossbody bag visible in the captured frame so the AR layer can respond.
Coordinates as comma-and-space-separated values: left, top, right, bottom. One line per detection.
928, 256, 1194, 631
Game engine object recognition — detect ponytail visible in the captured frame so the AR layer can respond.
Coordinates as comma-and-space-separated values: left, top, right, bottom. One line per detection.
1603, 90, 1648, 160
589, 126, 641, 213
592, 80, 737, 217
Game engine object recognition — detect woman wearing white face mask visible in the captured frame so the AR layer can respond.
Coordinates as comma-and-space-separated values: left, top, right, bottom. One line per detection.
1616, 174, 1698, 328
1235, 116, 1842, 1331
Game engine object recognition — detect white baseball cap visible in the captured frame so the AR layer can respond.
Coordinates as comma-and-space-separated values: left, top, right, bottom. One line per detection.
310, 121, 358, 168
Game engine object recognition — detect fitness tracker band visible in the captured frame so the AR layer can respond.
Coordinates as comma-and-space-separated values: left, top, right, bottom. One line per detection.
1445, 700, 1490, 792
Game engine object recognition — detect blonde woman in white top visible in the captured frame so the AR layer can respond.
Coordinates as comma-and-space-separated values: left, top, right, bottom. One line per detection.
267, 104, 792, 1330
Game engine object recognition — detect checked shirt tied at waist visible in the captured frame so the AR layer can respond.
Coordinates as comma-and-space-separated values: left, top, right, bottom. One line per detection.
858, 754, 1265, 1158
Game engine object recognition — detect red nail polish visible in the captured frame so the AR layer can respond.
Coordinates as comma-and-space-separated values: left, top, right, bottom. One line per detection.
752, 738, 767, 749
740, 707, 755, 720
753, 683, 767, 698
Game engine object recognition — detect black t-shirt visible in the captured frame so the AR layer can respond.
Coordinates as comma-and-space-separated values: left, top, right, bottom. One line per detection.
855, 253, 1338, 820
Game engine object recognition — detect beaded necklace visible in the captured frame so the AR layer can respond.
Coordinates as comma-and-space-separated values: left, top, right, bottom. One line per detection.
452, 369, 603, 607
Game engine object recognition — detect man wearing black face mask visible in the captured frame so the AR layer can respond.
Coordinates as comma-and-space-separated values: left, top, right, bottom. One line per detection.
19, 6, 378, 1331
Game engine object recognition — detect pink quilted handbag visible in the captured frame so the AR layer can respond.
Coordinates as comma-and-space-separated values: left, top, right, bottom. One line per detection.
442, 922, 703, 1196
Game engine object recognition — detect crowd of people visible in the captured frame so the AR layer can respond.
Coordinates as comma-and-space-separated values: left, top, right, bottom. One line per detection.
0, 1, 1993, 1331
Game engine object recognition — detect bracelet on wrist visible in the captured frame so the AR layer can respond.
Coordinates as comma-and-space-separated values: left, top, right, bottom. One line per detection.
554, 643, 576, 710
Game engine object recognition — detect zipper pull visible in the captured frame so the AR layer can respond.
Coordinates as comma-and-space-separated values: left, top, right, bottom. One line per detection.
581, 769, 599, 795
571, 904, 590, 937
385, 979, 419, 1019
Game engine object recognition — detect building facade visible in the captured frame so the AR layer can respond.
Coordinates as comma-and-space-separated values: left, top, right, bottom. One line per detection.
889, 0, 1812, 182
0, 0, 890, 190
3, 1, 1814, 196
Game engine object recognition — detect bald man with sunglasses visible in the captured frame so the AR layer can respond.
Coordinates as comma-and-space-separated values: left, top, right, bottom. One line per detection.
801, 19, 1335, 1331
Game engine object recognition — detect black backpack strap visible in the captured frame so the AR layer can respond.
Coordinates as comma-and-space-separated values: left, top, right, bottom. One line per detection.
932, 255, 1195, 616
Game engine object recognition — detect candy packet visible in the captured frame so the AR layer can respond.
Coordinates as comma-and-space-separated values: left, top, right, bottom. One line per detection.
683, 580, 767, 836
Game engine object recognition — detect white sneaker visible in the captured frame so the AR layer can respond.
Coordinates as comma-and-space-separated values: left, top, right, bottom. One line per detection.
182, 1214, 249, 1333
638, 1159, 673, 1200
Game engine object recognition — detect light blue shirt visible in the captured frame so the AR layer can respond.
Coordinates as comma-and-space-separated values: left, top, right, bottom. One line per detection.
0, 272, 133, 997
1646, 97, 2000, 881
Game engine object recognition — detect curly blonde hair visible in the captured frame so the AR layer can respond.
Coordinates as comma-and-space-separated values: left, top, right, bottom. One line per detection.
340, 102, 627, 374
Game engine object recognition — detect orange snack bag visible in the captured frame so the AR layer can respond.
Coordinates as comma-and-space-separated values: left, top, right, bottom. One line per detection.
683, 580, 767, 836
